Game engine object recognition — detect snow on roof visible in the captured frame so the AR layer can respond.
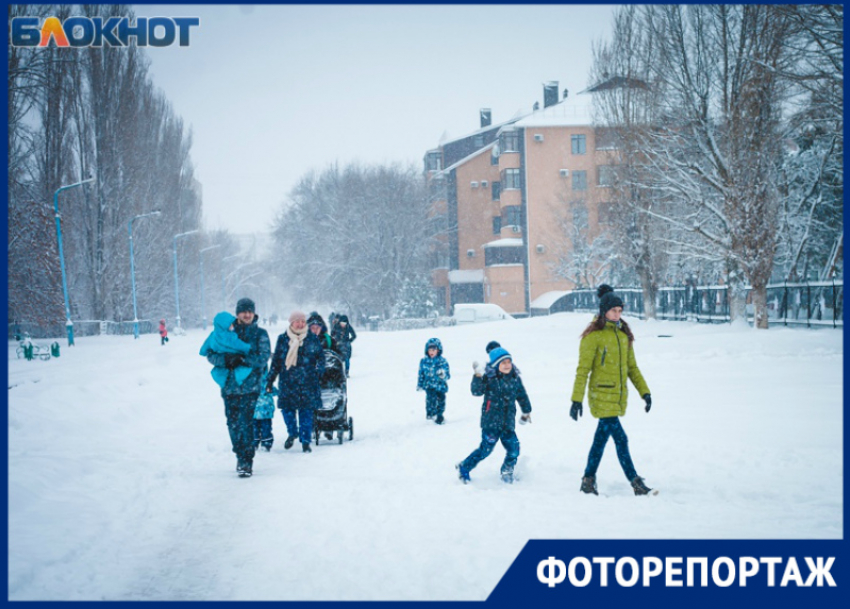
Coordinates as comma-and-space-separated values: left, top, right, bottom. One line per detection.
483, 238, 523, 248
513, 102, 594, 127
530, 290, 571, 309
447, 269, 484, 284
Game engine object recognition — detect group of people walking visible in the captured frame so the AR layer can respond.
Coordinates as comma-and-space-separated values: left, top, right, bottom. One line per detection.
200, 285, 655, 496
419, 284, 655, 495
200, 299, 357, 477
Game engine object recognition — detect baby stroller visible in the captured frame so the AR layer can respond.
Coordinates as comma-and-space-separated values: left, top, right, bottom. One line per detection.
315, 349, 353, 445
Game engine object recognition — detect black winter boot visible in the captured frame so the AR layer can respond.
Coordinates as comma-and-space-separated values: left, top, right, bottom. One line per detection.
631, 476, 653, 496
580, 475, 598, 495
284, 436, 297, 450
302, 443, 312, 453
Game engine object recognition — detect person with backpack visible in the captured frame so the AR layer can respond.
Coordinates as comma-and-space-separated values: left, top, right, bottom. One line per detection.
330, 314, 357, 377
569, 286, 655, 496
307, 311, 339, 353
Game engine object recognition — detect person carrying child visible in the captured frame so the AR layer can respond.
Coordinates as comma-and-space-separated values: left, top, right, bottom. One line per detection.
456, 346, 531, 484
200, 298, 271, 478
417, 337, 450, 424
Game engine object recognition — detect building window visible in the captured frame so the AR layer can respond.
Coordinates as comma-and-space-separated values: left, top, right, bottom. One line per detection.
503, 205, 522, 227
424, 151, 442, 172
492, 216, 502, 235
572, 170, 587, 191
597, 165, 617, 187
501, 168, 521, 190
500, 130, 519, 152
491, 181, 501, 201
491, 147, 499, 165
571, 134, 586, 155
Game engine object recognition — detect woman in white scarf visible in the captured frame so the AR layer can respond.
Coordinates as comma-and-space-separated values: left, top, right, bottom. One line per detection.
265, 311, 326, 452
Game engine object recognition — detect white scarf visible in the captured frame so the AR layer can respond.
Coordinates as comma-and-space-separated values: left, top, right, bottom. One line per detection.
285, 325, 308, 370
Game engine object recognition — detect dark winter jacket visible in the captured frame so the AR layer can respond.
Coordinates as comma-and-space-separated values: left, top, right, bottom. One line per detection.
307, 312, 339, 354
331, 315, 357, 359
267, 331, 326, 411
205, 314, 271, 397
471, 367, 532, 434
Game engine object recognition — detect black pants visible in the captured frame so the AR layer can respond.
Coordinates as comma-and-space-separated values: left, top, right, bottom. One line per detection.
224, 393, 258, 464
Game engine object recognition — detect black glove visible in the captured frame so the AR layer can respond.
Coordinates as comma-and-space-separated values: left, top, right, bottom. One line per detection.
643, 394, 652, 413
570, 401, 583, 421
265, 383, 275, 394
223, 353, 244, 369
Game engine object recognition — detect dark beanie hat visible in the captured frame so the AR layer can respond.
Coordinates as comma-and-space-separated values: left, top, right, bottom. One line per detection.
599, 291, 624, 316
597, 284, 614, 299
485, 340, 501, 353
236, 297, 255, 314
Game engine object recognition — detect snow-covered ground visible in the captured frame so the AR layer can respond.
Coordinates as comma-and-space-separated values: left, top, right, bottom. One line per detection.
7, 313, 843, 600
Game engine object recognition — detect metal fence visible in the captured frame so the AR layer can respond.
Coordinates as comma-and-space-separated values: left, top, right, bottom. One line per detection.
550, 280, 843, 328
9, 319, 157, 340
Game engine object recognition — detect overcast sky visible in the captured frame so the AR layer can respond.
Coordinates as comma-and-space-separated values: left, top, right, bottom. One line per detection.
133, 4, 617, 235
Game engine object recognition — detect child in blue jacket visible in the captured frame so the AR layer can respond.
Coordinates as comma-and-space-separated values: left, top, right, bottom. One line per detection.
417, 337, 451, 425
457, 346, 531, 484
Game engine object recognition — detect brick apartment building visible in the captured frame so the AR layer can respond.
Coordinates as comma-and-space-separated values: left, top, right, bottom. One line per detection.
425, 82, 616, 316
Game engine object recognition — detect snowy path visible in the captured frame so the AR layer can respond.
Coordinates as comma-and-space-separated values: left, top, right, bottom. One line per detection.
7, 314, 843, 600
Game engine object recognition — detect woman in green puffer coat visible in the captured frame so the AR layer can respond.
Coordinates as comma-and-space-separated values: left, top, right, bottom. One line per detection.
570, 285, 655, 496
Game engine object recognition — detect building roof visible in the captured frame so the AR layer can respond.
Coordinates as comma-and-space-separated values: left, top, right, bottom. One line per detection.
513, 101, 594, 127
483, 238, 523, 248
530, 290, 570, 309
448, 269, 485, 284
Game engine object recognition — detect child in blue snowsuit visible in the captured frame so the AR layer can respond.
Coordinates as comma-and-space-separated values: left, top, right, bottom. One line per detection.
457, 347, 532, 484
417, 337, 450, 425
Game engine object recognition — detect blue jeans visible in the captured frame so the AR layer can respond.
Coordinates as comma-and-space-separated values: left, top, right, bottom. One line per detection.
425, 389, 446, 417
460, 429, 520, 474
584, 416, 637, 481
281, 408, 314, 445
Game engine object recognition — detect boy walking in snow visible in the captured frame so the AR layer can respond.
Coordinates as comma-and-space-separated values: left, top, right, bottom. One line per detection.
417, 337, 450, 425
457, 346, 531, 484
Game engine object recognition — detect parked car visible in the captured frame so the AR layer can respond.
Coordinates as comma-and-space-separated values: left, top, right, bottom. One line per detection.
452, 303, 515, 324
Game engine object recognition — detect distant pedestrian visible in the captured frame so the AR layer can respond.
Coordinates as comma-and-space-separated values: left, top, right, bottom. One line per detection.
159, 319, 169, 345
331, 314, 357, 377
457, 346, 531, 484
569, 287, 654, 496
266, 310, 325, 453
417, 337, 450, 424
200, 297, 271, 478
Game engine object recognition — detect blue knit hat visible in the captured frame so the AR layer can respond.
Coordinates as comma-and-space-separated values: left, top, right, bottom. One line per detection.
488, 347, 511, 367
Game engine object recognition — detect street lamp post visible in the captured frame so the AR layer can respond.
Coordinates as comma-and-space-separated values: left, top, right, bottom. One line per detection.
199, 245, 221, 330
53, 176, 95, 346
172, 230, 200, 329
221, 254, 240, 309
129, 211, 162, 339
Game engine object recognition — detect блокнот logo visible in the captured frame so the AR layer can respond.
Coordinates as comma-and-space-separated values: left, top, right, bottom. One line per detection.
10, 16, 200, 47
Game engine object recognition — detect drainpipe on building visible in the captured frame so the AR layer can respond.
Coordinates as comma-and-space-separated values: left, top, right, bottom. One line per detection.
522, 130, 532, 315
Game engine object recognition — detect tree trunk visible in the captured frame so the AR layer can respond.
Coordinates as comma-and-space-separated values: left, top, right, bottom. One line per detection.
751, 283, 770, 329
